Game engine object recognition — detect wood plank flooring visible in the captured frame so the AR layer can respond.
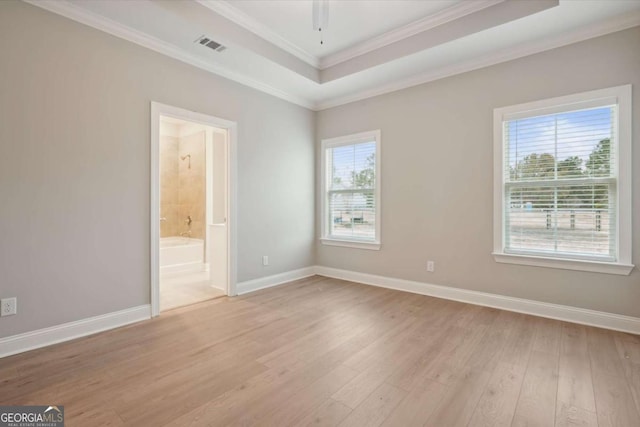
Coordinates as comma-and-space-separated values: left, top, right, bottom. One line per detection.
1, 275, 639, 426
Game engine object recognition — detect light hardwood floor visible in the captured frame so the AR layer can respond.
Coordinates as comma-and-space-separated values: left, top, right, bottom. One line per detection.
2, 275, 640, 426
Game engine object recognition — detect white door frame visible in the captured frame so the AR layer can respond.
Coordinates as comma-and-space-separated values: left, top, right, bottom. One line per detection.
150, 102, 238, 317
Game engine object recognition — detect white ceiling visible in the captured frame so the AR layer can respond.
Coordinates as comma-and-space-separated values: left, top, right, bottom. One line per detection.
223, 0, 461, 58
28, 0, 640, 110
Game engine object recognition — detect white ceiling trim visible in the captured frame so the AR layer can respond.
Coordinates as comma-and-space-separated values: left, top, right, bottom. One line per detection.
25, 0, 314, 109
196, 0, 320, 68
316, 10, 640, 110
198, 0, 505, 71
318, 0, 504, 69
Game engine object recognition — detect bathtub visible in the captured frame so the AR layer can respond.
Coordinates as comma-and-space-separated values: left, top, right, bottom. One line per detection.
160, 237, 205, 275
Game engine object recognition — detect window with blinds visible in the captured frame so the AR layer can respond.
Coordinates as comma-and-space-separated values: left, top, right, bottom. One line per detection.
321, 130, 381, 249
504, 106, 616, 260
493, 85, 633, 275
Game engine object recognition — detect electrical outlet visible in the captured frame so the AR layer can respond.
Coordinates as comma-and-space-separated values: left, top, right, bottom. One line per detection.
1, 297, 17, 316
427, 261, 435, 272
262, 256, 269, 266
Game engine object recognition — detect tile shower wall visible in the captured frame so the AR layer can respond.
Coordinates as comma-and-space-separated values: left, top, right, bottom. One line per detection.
160, 130, 206, 239
160, 135, 179, 238
178, 131, 206, 239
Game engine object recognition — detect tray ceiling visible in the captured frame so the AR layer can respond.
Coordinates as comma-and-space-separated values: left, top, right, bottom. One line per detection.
27, 0, 640, 110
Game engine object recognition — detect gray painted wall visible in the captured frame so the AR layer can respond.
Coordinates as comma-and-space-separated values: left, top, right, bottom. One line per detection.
0, 1, 315, 337
317, 27, 640, 318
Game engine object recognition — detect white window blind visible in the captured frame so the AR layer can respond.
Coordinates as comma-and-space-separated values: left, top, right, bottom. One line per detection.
327, 142, 376, 240
321, 130, 380, 249
503, 105, 617, 261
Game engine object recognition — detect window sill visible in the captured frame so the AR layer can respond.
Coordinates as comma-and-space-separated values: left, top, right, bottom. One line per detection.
492, 252, 634, 276
321, 238, 381, 251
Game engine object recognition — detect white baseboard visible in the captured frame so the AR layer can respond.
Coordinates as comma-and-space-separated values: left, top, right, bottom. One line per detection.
236, 267, 317, 295
315, 266, 640, 335
3, 264, 637, 359
0, 305, 151, 358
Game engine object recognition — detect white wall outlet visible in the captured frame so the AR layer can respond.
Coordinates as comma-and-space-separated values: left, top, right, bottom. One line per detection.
427, 261, 435, 272
1, 297, 17, 316
262, 255, 269, 266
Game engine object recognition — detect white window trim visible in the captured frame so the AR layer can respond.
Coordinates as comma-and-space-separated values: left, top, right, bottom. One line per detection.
493, 85, 633, 275
320, 130, 381, 250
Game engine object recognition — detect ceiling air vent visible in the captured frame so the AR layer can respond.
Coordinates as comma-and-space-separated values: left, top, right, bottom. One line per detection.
195, 35, 226, 52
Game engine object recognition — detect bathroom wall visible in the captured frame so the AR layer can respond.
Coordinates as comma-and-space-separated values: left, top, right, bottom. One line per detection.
177, 130, 206, 239
160, 122, 179, 238
160, 123, 207, 240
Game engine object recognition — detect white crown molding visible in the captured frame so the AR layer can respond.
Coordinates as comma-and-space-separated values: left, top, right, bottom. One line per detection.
196, 0, 320, 68
236, 266, 316, 295
0, 305, 150, 358
315, 11, 640, 110
314, 266, 640, 335
318, 0, 504, 70
24, 0, 315, 110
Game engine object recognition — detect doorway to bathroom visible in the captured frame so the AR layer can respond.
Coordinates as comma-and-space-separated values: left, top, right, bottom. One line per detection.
150, 102, 237, 316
